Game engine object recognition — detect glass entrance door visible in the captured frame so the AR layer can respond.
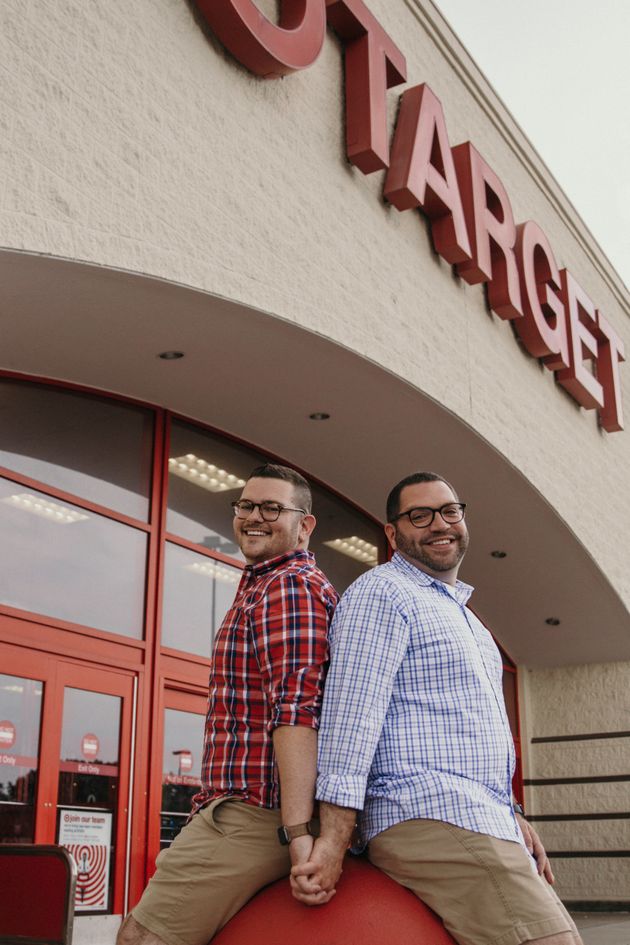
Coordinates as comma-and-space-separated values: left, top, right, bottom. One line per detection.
0, 671, 43, 843
0, 644, 136, 916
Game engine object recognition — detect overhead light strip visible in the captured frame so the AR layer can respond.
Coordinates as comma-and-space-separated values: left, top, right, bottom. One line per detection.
169, 454, 246, 493
2, 494, 89, 524
324, 536, 378, 567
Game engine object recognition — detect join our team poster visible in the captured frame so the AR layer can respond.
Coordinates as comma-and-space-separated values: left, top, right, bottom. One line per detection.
58, 808, 113, 912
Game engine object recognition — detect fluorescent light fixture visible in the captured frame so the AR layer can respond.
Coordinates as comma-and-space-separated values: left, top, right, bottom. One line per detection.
2, 494, 89, 524
169, 455, 246, 493
186, 560, 241, 585
324, 536, 378, 567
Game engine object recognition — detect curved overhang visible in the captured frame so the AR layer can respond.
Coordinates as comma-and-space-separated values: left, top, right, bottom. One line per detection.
2, 249, 628, 667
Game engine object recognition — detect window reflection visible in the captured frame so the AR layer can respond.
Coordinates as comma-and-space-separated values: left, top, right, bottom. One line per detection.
0, 477, 147, 638
57, 689, 121, 914
161, 708, 205, 847
0, 674, 43, 844
166, 422, 384, 593
0, 380, 153, 521
307, 483, 385, 592
161, 543, 241, 657
58, 689, 121, 807
167, 422, 258, 558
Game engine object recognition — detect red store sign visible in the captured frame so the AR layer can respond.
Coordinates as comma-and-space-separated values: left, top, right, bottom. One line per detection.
81, 733, 100, 761
0, 720, 16, 749
196, 0, 625, 432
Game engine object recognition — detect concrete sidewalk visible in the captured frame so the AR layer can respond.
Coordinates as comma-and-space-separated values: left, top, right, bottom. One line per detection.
572, 912, 630, 945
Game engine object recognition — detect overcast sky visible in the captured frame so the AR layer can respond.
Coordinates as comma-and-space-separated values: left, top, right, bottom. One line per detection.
432, 0, 630, 291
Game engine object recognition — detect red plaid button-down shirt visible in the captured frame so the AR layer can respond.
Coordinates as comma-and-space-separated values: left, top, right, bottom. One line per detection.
192, 549, 338, 812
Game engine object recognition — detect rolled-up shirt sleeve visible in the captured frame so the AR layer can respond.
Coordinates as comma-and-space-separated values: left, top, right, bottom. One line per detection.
316, 578, 409, 810
251, 572, 332, 731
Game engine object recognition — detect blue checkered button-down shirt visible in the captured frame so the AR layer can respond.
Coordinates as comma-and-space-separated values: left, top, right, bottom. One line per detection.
316, 552, 523, 849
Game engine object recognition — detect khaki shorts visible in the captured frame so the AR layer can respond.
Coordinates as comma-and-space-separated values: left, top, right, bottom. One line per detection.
132, 798, 290, 945
368, 818, 579, 945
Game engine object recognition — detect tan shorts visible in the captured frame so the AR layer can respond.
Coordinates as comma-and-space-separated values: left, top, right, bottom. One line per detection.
368, 818, 579, 945
132, 798, 290, 945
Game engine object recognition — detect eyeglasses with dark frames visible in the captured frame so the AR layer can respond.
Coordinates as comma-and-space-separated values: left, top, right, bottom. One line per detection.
390, 503, 467, 529
231, 499, 307, 522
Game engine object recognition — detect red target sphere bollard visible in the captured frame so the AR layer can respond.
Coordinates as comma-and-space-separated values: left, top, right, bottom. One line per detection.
213, 856, 457, 945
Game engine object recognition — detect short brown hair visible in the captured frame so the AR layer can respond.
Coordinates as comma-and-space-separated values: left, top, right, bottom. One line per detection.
247, 464, 312, 513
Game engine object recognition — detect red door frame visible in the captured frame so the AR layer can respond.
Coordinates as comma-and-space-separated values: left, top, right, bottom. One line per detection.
0, 641, 135, 914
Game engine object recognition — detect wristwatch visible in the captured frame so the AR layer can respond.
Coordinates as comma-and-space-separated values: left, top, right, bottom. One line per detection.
277, 818, 320, 845
513, 802, 525, 816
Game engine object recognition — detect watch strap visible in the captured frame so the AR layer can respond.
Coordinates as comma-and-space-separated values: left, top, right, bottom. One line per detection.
277, 818, 320, 845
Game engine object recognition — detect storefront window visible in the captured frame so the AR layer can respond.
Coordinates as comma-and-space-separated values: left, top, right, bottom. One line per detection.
166, 421, 257, 557
161, 708, 205, 848
0, 673, 43, 844
166, 420, 384, 593
307, 482, 385, 593
161, 543, 241, 657
0, 380, 153, 521
0, 477, 147, 638
57, 689, 121, 914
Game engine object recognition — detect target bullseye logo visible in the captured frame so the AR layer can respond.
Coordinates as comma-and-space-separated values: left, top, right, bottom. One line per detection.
69, 843, 108, 907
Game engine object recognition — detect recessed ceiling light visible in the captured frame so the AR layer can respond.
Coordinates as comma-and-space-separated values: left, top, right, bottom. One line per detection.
545, 617, 561, 626
158, 351, 184, 360
169, 455, 246, 493
309, 412, 330, 420
324, 536, 378, 566
2, 494, 89, 524
490, 550, 507, 558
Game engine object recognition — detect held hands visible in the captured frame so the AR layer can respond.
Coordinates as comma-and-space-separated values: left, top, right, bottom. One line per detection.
289, 836, 345, 905
516, 813, 555, 885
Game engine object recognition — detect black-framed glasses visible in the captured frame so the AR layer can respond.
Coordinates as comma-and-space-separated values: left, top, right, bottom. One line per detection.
231, 499, 307, 522
390, 503, 466, 529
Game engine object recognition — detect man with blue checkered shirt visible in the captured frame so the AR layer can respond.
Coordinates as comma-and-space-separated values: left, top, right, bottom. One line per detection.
292, 472, 582, 945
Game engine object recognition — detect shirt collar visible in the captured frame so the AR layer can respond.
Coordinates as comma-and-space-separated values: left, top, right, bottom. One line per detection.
244, 548, 314, 579
391, 551, 474, 605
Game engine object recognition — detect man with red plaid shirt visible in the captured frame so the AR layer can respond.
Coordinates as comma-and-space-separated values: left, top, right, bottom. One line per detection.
119, 464, 337, 945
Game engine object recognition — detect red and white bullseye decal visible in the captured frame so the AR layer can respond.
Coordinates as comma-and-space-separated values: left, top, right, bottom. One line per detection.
68, 843, 108, 908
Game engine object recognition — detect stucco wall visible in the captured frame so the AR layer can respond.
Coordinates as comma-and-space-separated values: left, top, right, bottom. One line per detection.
520, 663, 630, 901
1, 0, 628, 609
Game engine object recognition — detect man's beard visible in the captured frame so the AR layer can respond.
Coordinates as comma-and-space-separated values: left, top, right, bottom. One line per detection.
395, 528, 469, 574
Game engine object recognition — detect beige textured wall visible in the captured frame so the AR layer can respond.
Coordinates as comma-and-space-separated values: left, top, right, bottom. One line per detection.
520, 663, 630, 901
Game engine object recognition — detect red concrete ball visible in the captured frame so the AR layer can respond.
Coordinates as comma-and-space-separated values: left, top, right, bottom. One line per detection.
213, 855, 456, 945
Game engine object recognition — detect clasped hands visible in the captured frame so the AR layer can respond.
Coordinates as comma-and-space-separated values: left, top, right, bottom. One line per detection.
289, 835, 345, 905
